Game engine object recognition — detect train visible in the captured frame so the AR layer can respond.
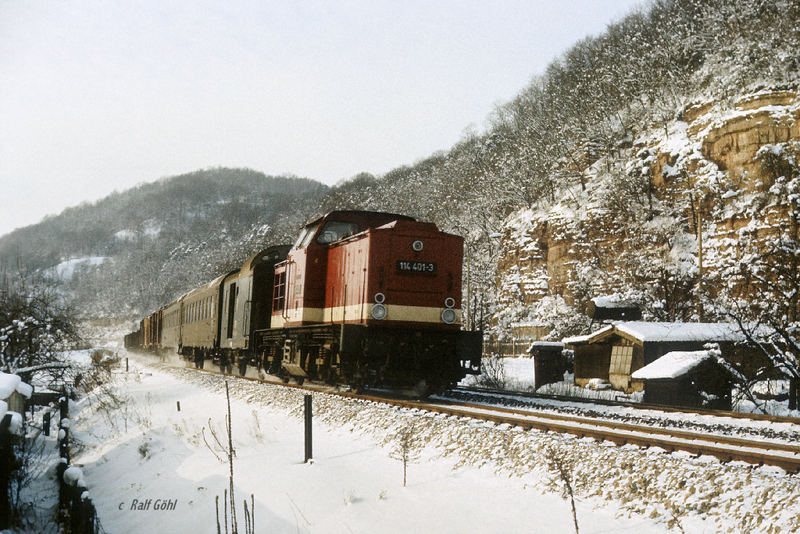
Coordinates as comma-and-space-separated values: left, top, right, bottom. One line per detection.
125, 210, 482, 393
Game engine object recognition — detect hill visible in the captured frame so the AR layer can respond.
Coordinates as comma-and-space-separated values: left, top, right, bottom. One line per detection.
0, 168, 327, 318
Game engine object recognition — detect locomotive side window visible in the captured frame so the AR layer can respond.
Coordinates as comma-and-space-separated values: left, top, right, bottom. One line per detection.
273, 271, 286, 312
316, 221, 360, 244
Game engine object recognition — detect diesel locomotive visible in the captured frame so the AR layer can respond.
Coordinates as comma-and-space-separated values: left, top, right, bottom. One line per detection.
125, 210, 482, 393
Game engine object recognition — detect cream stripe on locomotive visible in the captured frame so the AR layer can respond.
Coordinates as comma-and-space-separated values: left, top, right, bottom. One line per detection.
272, 304, 462, 327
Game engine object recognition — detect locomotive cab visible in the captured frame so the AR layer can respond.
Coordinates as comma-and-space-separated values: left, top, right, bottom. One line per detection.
271, 211, 414, 328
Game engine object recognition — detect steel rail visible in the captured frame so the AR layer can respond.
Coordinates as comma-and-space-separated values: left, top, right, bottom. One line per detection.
449, 385, 800, 425
152, 360, 800, 473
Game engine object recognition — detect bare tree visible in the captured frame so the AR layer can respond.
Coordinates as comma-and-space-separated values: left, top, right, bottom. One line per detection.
544, 446, 580, 534
389, 423, 423, 488
203, 382, 255, 534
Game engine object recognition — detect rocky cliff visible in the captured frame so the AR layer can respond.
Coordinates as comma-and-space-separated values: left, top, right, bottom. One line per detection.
493, 89, 800, 340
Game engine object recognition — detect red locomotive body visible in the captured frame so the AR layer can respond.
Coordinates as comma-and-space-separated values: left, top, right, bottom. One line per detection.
323, 218, 463, 328
260, 211, 480, 392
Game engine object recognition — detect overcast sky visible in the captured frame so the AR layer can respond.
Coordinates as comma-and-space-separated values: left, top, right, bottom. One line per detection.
0, 0, 643, 237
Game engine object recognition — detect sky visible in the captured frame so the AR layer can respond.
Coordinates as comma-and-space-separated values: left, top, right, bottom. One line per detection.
0, 0, 644, 237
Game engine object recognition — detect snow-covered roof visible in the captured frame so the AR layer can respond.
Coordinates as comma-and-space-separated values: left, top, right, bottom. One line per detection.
591, 296, 638, 309
616, 322, 744, 343
528, 341, 564, 352
0, 372, 33, 400
0, 372, 22, 399
529, 341, 564, 348
632, 350, 712, 380
562, 325, 613, 345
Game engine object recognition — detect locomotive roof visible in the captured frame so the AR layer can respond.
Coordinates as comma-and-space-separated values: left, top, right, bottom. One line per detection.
240, 244, 291, 272
303, 210, 415, 228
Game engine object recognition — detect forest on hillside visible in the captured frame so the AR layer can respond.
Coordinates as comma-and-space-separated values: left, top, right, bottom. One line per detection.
0, 168, 327, 316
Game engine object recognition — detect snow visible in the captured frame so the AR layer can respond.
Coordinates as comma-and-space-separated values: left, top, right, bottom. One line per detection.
113, 229, 136, 241
16, 380, 33, 399
10, 340, 800, 533
47, 256, 109, 279
59, 355, 674, 534
63, 466, 86, 487
632, 350, 711, 380
591, 296, 637, 308
7, 410, 23, 435
563, 325, 613, 345
615, 322, 746, 342
0, 372, 22, 398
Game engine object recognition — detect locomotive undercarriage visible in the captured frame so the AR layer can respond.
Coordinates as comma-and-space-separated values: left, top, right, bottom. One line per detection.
254, 324, 481, 394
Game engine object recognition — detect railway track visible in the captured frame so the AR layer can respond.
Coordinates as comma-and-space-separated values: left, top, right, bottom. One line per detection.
448, 385, 800, 425
135, 355, 800, 473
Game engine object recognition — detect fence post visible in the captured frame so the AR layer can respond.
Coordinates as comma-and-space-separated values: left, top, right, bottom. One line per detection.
43, 410, 51, 437
0, 414, 13, 529
304, 395, 312, 463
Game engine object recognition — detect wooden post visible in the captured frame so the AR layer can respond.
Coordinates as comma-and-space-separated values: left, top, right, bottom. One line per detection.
304, 395, 312, 463
43, 411, 51, 436
126, 357, 129, 372
0, 414, 12, 528
176, 401, 181, 412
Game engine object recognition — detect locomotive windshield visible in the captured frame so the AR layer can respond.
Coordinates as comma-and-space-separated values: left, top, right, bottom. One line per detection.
316, 221, 360, 244
293, 225, 318, 249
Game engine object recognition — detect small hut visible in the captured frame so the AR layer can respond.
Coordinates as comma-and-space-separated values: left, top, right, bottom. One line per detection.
586, 296, 642, 322
528, 341, 566, 389
632, 350, 732, 409
564, 322, 755, 393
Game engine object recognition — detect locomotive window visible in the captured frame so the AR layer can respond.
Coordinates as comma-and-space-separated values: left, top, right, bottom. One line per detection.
316, 221, 360, 244
293, 225, 318, 249
273, 271, 286, 312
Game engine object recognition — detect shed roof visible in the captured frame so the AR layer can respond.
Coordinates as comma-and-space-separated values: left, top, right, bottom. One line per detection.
631, 350, 712, 380
615, 322, 745, 343
528, 341, 564, 352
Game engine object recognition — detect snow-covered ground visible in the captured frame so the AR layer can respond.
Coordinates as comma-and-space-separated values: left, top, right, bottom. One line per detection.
9, 350, 789, 533
70, 354, 656, 534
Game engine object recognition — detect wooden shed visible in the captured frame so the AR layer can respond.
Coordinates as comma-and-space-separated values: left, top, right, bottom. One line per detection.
586, 296, 642, 322
564, 322, 754, 393
631, 350, 732, 409
528, 341, 566, 389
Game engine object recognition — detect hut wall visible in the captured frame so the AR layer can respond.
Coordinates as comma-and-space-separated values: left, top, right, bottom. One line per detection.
574, 344, 611, 386
532, 348, 566, 389
642, 360, 732, 409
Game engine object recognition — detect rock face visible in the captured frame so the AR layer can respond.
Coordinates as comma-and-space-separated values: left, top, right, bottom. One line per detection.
494, 90, 800, 339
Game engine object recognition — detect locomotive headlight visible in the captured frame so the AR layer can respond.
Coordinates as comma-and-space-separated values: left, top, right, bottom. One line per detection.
371, 303, 387, 320
444, 297, 455, 309
412, 240, 424, 252
441, 308, 457, 324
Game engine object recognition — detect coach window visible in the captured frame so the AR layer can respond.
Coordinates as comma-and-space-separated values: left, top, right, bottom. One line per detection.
227, 283, 236, 338
316, 221, 360, 244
